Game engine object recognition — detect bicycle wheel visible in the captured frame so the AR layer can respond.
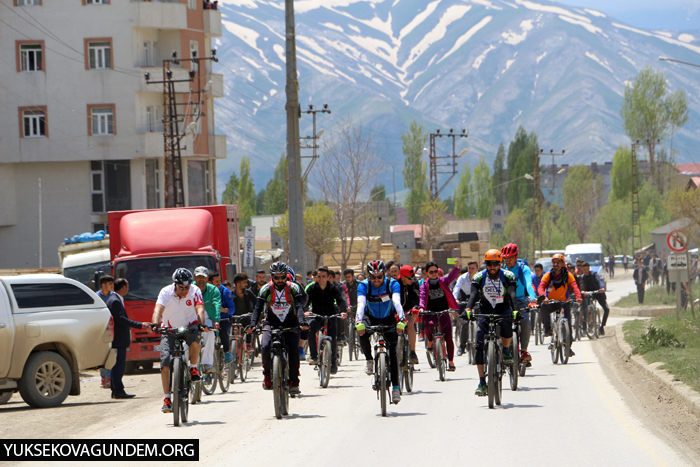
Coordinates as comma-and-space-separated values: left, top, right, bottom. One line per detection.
518, 360, 527, 377
487, 341, 496, 409
337, 341, 343, 366
181, 372, 190, 423
202, 356, 217, 395
218, 350, 231, 393
495, 347, 502, 406
230, 340, 238, 382
436, 337, 446, 382
535, 315, 542, 346
572, 312, 580, 341
172, 358, 182, 426
348, 327, 355, 361
240, 347, 249, 382
509, 332, 519, 391
272, 355, 283, 420
470, 321, 478, 365
426, 340, 436, 369
379, 353, 388, 417
550, 331, 559, 364
561, 321, 570, 365
405, 363, 414, 393
281, 356, 289, 416
320, 340, 331, 388
594, 310, 601, 339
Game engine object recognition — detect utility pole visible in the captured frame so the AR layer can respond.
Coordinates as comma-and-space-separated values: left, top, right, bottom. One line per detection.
532, 149, 565, 261
428, 128, 468, 199
145, 49, 218, 208
300, 104, 331, 182
285, 0, 306, 275
630, 141, 643, 253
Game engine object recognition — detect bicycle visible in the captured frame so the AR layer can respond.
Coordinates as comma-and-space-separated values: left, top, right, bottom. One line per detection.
458, 301, 479, 365
346, 306, 360, 361
544, 299, 574, 365
420, 310, 452, 381
201, 328, 233, 395
365, 324, 397, 417
230, 314, 252, 383
510, 307, 533, 387
153, 326, 199, 427
471, 313, 508, 409
570, 301, 583, 341
581, 291, 602, 340
307, 313, 343, 388
398, 330, 414, 394
268, 326, 300, 420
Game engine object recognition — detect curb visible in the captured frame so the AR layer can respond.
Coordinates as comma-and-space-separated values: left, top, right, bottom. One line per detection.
610, 305, 676, 317
614, 322, 700, 420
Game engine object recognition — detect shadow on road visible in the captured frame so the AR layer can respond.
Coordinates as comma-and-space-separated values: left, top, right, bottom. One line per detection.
181, 420, 226, 426
408, 390, 442, 395
514, 386, 557, 391
495, 403, 543, 409
383, 412, 427, 418
0, 400, 121, 413
283, 414, 325, 420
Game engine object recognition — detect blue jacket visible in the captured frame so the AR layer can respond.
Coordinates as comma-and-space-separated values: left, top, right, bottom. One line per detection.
504, 260, 536, 303
219, 284, 236, 318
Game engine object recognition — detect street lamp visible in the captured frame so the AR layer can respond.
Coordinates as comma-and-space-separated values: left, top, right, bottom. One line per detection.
659, 57, 700, 69
557, 168, 567, 174
524, 173, 534, 180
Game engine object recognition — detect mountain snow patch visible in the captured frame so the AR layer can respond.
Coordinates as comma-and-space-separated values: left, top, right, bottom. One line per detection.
558, 15, 605, 36
585, 52, 613, 73
536, 51, 547, 63
223, 21, 282, 70
478, 92, 483, 100
298, 36, 328, 55
655, 31, 673, 37
468, 0, 502, 9
403, 5, 471, 70
583, 8, 605, 18
678, 34, 696, 43
502, 19, 533, 45
348, 24, 361, 33
399, 0, 441, 41
513, 110, 522, 120
515, 0, 590, 23
502, 58, 515, 74
439, 16, 493, 63
473, 44, 496, 69
613, 23, 700, 55
321, 23, 344, 33
219, 0, 258, 8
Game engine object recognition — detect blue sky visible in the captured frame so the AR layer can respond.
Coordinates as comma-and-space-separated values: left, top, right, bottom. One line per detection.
554, 0, 700, 30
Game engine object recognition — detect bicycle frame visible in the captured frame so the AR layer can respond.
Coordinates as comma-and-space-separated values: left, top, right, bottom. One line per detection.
420, 310, 452, 380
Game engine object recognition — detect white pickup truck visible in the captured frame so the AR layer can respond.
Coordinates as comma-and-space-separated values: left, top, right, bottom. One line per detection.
0, 275, 115, 408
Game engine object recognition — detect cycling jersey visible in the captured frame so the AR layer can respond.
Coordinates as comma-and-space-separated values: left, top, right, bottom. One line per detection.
538, 269, 582, 301
356, 277, 405, 321
466, 269, 517, 313
503, 260, 536, 303
252, 281, 306, 328
156, 284, 203, 328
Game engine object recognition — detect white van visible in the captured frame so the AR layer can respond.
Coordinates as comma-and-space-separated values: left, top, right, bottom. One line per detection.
61, 248, 111, 291
565, 243, 607, 288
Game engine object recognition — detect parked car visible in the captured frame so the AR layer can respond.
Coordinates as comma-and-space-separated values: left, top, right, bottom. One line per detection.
0, 275, 115, 408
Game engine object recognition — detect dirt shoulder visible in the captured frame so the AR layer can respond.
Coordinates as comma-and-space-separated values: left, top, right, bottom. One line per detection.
594, 332, 700, 466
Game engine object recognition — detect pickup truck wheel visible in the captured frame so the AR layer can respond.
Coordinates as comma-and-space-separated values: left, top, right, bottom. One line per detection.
19, 352, 72, 408
0, 391, 12, 404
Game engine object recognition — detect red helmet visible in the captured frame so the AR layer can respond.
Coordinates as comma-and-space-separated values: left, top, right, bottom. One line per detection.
501, 243, 519, 258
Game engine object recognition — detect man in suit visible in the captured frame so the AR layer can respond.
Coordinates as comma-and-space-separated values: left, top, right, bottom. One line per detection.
633, 261, 649, 304
108, 278, 151, 399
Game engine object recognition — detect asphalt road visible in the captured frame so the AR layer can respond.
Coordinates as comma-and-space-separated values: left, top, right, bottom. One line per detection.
4, 275, 692, 467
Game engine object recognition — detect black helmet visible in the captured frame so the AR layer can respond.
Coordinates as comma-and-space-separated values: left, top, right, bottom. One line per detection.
270, 261, 288, 276
366, 260, 386, 276
172, 268, 194, 285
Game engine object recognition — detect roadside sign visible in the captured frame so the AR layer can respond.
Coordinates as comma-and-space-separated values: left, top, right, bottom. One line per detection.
667, 230, 687, 252
667, 254, 688, 270
243, 226, 256, 269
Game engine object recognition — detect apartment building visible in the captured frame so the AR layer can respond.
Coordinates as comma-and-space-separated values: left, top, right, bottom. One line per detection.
0, 0, 226, 268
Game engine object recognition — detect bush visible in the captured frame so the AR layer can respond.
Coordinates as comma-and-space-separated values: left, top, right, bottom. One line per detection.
633, 325, 685, 354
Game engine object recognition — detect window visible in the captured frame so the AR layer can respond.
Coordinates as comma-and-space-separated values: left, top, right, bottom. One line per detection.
90, 160, 131, 213
92, 222, 107, 233
494, 223, 502, 230
142, 41, 157, 67
11, 283, 94, 309
18, 43, 43, 72
86, 39, 112, 70
188, 0, 196, 9
85, 0, 108, 4
16, 0, 41, 5
187, 160, 210, 206
494, 209, 501, 216
19, 106, 47, 138
88, 105, 115, 135
145, 105, 160, 132
146, 159, 161, 209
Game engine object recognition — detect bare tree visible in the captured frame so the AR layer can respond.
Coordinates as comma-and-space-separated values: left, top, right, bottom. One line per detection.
421, 199, 447, 250
313, 117, 386, 270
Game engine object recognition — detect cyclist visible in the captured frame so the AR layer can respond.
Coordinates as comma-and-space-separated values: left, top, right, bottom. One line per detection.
462, 250, 517, 397
398, 265, 421, 364
356, 260, 406, 404
452, 261, 480, 356
537, 253, 582, 357
194, 267, 221, 374
532, 263, 544, 297
249, 262, 308, 394
232, 273, 256, 347
151, 268, 208, 413
501, 244, 538, 365
329, 270, 350, 344
578, 261, 610, 336
304, 266, 347, 374
209, 271, 235, 363
418, 259, 461, 372
287, 266, 310, 361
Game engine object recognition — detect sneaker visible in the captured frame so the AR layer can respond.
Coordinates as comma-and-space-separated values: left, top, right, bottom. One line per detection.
203, 364, 215, 374
392, 388, 401, 404
299, 346, 306, 361
365, 361, 374, 375
503, 348, 514, 364
569, 349, 576, 357
105, 377, 111, 388
189, 366, 201, 381
289, 384, 301, 395
224, 352, 233, 363
409, 351, 419, 365
526, 361, 532, 368
309, 357, 318, 366
544, 331, 553, 337
599, 326, 605, 336
262, 373, 272, 390
520, 350, 532, 362
161, 397, 172, 413
457, 348, 464, 357
418, 331, 424, 342
331, 363, 338, 375
100, 377, 108, 389
475, 383, 487, 397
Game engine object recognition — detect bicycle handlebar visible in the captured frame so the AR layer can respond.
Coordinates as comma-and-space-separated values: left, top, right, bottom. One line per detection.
307, 313, 345, 320
419, 309, 455, 316
580, 291, 602, 296
365, 324, 397, 333
151, 326, 202, 335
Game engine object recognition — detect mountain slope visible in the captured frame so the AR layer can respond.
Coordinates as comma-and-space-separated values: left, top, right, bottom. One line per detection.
213, 0, 700, 198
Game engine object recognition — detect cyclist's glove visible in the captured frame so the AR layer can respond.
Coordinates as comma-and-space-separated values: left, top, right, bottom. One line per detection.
461, 308, 474, 321
198, 324, 209, 331
396, 320, 407, 331
355, 323, 366, 331
512, 310, 520, 321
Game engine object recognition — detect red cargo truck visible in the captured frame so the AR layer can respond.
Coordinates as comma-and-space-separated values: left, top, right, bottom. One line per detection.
109, 205, 239, 371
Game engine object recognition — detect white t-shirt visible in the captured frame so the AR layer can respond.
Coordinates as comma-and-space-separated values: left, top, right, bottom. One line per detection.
156, 284, 203, 328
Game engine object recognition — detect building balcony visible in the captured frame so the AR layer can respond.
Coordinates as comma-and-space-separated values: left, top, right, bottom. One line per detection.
209, 134, 227, 159
203, 9, 223, 37
133, 1, 187, 30
207, 73, 224, 98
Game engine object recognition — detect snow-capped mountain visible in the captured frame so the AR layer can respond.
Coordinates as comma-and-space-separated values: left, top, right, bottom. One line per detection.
213, 0, 700, 197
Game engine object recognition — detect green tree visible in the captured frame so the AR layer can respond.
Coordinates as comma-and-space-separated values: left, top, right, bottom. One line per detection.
238, 156, 256, 227
255, 188, 266, 215
401, 121, 429, 223
589, 199, 632, 255
504, 207, 531, 259
274, 204, 338, 268
370, 184, 387, 202
506, 126, 538, 210
609, 145, 637, 201
492, 143, 507, 208
454, 162, 474, 218
665, 88, 689, 164
562, 165, 603, 242
221, 172, 239, 205
472, 155, 493, 218
421, 198, 447, 249
261, 154, 287, 215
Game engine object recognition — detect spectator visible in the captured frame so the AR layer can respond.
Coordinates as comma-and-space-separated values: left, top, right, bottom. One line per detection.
222, 280, 234, 293
232, 273, 256, 347
532, 263, 544, 297
622, 254, 629, 273
203, 0, 212, 9
633, 261, 649, 304
306, 270, 313, 284
210, 272, 235, 363
97, 275, 114, 389
643, 251, 652, 268
357, 273, 366, 282
651, 254, 661, 286
107, 279, 150, 399
251, 269, 267, 296
387, 262, 400, 280
607, 254, 615, 278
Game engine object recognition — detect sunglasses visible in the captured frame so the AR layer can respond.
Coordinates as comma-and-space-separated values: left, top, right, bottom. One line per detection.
176, 285, 190, 290
427, 269, 439, 274
370, 274, 385, 281
407, 275, 416, 280
272, 275, 287, 281
485, 261, 500, 267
